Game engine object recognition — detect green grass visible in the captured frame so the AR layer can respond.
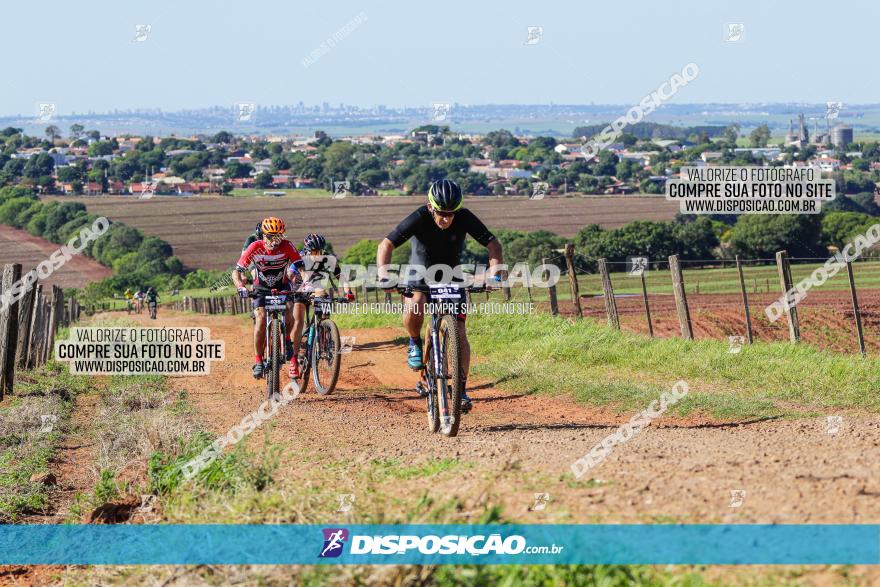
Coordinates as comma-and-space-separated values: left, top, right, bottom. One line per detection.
466, 312, 880, 420
369, 457, 465, 481
0, 362, 91, 521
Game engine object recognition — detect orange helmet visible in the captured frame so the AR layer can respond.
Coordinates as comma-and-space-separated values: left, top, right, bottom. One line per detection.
261, 217, 285, 235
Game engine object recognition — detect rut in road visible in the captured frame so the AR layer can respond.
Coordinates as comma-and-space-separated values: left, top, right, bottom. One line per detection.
128, 310, 880, 524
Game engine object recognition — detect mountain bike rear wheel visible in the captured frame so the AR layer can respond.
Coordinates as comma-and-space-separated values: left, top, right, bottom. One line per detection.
312, 319, 341, 395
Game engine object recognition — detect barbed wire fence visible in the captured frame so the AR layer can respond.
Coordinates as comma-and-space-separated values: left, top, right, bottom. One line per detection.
73, 243, 880, 359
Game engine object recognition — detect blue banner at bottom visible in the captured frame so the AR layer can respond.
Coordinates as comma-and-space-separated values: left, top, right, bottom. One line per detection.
1, 525, 878, 565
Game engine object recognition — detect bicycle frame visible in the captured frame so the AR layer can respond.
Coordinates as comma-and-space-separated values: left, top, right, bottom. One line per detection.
398, 282, 487, 436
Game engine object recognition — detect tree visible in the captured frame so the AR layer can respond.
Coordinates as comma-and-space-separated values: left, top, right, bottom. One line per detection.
211, 131, 234, 144
88, 141, 115, 157
255, 171, 273, 189
224, 161, 253, 179
343, 239, 407, 266
323, 141, 355, 179
342, 239, 381, 266
729, 215, 824, 258
723, 123, 740, 145
821, 212, 875, 248
45, 125, 61, 141
749, 124, 771, 148
23, 153, 54, 180
672, 217, 719, 260
492, 229, 565, 267
69, 124, 84, 140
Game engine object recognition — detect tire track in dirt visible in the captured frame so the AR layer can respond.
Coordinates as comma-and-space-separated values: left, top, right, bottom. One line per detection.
123, 310, 880, 524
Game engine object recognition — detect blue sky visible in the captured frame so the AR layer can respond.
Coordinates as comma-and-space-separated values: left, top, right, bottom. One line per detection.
2, 0, 876, 115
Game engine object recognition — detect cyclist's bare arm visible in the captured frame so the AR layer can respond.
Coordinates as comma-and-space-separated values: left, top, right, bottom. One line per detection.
486, 239, 506, 281
377, 238, 395, 281
232, 267, 247, 289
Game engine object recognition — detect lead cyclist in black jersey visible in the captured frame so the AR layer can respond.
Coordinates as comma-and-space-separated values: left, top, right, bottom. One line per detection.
376, 179, 505, 413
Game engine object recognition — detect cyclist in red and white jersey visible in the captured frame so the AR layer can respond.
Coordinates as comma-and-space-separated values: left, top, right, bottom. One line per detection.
232, 217, 305, 379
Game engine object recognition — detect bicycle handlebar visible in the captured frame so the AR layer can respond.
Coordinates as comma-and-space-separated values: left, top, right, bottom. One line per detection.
244, 290, 351, 304
390, 284, 492, 296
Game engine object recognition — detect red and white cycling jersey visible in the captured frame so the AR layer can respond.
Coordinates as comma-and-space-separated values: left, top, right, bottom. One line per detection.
236, 240, 304, 291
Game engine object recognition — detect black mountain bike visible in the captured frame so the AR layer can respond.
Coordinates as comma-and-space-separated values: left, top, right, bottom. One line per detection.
290, 291, 349, 395
248, 289, 295, 400
148, 299, 158, 319
397, 283, 486, 437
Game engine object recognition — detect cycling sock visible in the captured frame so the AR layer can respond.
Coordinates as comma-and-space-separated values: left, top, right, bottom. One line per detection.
409, 336, 422, 347
255, 355, 263, 363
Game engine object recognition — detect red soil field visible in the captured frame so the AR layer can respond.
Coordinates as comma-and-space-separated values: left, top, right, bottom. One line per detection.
0, 225, 113, 290
572, 288, 880, 356
48, 194, 678, 271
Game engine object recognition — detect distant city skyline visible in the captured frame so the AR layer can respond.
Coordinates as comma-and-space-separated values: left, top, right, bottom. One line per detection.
3, 0, 878, 117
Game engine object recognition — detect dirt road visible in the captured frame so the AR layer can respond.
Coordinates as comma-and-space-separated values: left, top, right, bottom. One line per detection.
128, 310, 880, 524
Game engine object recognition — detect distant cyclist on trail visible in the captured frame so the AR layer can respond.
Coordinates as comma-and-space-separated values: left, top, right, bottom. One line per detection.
134, 288, 145, 313
124, 288, 134, 313
376, 179, 505, 413
232, 217, 305, 379
145, 286, 159, 319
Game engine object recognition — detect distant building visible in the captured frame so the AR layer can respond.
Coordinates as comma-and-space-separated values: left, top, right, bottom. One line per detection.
831, 125, 854, 148
785, 113, 809, 148
733, 147, 781, 159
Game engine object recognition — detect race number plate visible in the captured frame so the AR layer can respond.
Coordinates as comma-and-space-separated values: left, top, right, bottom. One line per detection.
429, 284, 463, 301
264, 295, 287, 311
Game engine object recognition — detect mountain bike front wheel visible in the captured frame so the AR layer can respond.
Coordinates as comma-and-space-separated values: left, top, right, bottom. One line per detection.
312, 319, 341, 395
435, 315, 463, 437
422, 339, 440, 434
293, 329, 311, 395
267, 317, 282, 399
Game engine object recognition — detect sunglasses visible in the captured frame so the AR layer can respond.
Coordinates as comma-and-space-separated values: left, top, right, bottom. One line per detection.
263, 234, 284, 244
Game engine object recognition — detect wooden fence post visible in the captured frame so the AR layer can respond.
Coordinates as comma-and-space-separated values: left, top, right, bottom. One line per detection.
597, 258, 619, 329
523, 264, 533, 304
44, 286, 63, 364
44, 287, 56, 363
735, 255, 753, 344
668, 254, 693, 340
846, 259, 866, 357
542, 258, 558, 316
0, 264, 22, 399
640, 271, 653, 337
564, 244, 582, 318
26, 285, 43, 369
39, 297, 52, 366
775, 250, 800, 343
15, 283, 35, 369
502, 284, 511, 301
